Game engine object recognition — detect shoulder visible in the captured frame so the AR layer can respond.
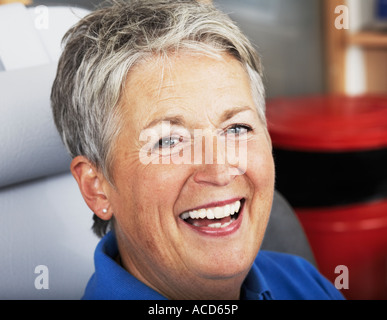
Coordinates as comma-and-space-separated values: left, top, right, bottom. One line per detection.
82, 232, 166, 300
256, 251, 345, 300
257, 250, 317, 273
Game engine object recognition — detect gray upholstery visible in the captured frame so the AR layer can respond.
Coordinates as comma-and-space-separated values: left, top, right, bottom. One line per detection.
262, 192, 316, 266
0, 3, 89, 188
0, 3, 97, 300
0, 3, 315, 300
0, 172, 99, 300
0, 64, 71, 188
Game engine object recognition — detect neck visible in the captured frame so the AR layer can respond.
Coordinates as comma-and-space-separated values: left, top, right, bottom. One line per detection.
114, 229, 248, 300
117, 251, 246, 300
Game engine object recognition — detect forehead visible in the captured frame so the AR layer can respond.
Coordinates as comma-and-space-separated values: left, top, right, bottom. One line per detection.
120, 53, 255, 129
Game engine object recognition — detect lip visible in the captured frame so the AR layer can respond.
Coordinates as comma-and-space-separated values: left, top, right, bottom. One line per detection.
180, 197, 243, 214
179, 198, 245, 237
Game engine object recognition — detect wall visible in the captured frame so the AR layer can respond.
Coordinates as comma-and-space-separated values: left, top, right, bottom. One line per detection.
32, 0, 325, 98
214, 0, 325, 98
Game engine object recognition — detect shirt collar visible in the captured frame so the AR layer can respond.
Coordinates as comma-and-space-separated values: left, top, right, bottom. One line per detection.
240, 257, 274, 300
89, 231, 167, 300
90, 231, 273, 300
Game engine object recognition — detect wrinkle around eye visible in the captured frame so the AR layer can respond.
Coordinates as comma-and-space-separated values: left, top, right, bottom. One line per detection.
226, 124, 252, 136
156, 136, 183, 150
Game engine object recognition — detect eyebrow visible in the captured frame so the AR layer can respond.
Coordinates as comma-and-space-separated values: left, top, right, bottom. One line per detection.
219, 106, 254, 123
144, 106, 254, 130
144, 115, 186, 130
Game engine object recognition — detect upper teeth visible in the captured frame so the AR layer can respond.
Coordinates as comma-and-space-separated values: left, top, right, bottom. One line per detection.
180, 200, 241, 220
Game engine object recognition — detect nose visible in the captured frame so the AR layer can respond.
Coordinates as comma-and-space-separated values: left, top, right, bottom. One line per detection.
192, 132, 236, 186
193, 163, 234, 186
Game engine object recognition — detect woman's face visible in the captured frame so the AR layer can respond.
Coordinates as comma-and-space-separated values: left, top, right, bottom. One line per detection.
106, 53, 275, 299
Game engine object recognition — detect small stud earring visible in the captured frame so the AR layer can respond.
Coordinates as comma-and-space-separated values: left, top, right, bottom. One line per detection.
102, 208, 107, 214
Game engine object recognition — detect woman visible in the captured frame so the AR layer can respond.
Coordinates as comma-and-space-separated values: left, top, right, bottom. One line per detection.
51, 0, 344, 300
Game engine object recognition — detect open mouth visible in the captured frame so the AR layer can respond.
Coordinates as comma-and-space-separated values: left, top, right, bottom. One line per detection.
179, 198, 245, 230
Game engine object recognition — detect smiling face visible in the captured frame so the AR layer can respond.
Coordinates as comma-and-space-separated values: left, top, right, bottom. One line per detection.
104, 53, 275, 299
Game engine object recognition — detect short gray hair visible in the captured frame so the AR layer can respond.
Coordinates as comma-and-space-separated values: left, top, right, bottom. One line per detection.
51, 0, 266, 237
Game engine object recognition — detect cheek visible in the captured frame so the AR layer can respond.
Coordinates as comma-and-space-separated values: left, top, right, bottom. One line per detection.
245, 140, 275, 240
246, 140, 275, 191
114, 162, 190, 224
112, 163, 192, 256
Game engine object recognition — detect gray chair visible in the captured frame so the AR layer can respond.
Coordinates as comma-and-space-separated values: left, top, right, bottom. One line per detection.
0, 2, 315, 300
0, 3, 97, 300
261, 192, 316, 265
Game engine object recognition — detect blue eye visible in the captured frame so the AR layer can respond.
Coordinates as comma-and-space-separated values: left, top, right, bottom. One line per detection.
226, 124, 252, 136
157, 136, 182, 149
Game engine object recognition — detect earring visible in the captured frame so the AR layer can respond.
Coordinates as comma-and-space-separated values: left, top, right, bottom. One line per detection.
102, 208, 107, 214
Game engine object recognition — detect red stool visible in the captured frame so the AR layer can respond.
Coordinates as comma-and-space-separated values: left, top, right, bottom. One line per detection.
267, 95, 387, 300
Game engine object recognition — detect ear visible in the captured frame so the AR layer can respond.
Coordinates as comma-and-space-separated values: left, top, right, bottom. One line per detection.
70, 156, 113, 221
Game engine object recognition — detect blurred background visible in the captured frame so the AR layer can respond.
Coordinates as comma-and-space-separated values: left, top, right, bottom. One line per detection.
0, 0, 386, 300
22, 0, 387, 97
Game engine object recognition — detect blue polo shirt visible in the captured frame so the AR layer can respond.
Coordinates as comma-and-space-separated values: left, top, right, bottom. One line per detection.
82, 231, 344, 300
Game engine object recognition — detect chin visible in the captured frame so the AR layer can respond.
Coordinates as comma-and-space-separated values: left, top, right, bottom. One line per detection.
192, 238, 260, 281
